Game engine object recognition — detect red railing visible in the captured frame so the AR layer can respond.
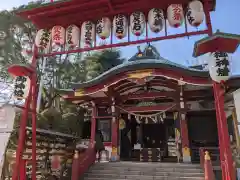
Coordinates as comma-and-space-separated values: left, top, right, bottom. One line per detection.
71, 142, 96, 180
199, 147, 216, 180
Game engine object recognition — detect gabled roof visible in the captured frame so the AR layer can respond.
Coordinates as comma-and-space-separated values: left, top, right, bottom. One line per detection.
71, 59, 210, 90
70, 44, 210, 89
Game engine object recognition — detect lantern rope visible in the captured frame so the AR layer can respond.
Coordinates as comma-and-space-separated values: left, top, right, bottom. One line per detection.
116, 104, 176, 123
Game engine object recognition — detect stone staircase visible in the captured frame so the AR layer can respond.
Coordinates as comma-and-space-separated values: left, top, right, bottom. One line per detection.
83, 162, 204, 180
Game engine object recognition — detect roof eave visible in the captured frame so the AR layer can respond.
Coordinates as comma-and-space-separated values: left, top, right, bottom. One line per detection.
71, 60, 211, 90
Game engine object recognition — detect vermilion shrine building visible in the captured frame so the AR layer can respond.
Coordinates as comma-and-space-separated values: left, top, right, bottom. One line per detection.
59, 44, 240, 163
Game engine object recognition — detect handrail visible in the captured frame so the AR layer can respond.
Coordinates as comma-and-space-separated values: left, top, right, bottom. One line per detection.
199, 148, 215, 180
71, 142, 96, 180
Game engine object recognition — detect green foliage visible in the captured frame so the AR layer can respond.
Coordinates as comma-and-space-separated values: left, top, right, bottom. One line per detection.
0, 14, 27, 80
0, 3, 125, 179
84, 49, 124, 81
0, 2, 124, 139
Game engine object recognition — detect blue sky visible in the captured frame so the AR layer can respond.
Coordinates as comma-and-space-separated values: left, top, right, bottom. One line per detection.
118, 0, 240, 75
1, 0, 240, 75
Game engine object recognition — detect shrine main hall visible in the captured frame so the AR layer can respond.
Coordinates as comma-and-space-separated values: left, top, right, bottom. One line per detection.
59, 44, 240, 163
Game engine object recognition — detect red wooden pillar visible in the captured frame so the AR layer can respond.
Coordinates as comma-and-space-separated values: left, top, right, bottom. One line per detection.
213, 86, 226, 180
12, 90, 32, 180
12, 46, 38, 180
213, 83, 235, 180
179, 84, 191, 163
90, 102, 97, 143
111, 97, 119, 161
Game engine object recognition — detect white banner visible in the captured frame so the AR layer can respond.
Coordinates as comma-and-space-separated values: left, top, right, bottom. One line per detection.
0, 105, 16, 177
233, 88, 240, 134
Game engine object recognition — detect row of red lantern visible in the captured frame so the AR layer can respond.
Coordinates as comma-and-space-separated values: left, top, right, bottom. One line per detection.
35, 0, 205, 50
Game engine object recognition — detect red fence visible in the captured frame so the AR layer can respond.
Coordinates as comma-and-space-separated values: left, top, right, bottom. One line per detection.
71, 142, 96, 180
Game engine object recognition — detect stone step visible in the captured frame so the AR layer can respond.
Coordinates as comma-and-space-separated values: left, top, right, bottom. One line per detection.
90, 166, 201, 172
84, 177, 204, 180
83, 162, 204, 180
90, 167, 203, 172
91, 164, 202, 170
88, 169, 203, 174
85, 172, 204, 178
92, 162, 202, 168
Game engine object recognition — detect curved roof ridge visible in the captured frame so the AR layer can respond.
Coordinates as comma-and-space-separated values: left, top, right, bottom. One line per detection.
158, 57, 209, 72
71, 59, 209, 87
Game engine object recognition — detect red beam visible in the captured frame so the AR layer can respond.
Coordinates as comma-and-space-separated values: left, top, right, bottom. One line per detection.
30, 0, 146, 28
114, 81, 134, 91
118, 85, 141, 94
39, 30, 208, 57
63, 89, 213, 102
117, 82, 178, 94
122, 91, 177, 100
31, 0, 215, 28
112, 78, 179, 94
107, 0, 114, 12
123, 104, 175, 112
29, 0, 108, 18
32, 0, 159, 25
123, 90, 213, 101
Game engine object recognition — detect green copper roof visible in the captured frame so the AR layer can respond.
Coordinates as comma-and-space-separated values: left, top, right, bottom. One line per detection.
71, 59, 210, 89
70, 44, 213, 89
